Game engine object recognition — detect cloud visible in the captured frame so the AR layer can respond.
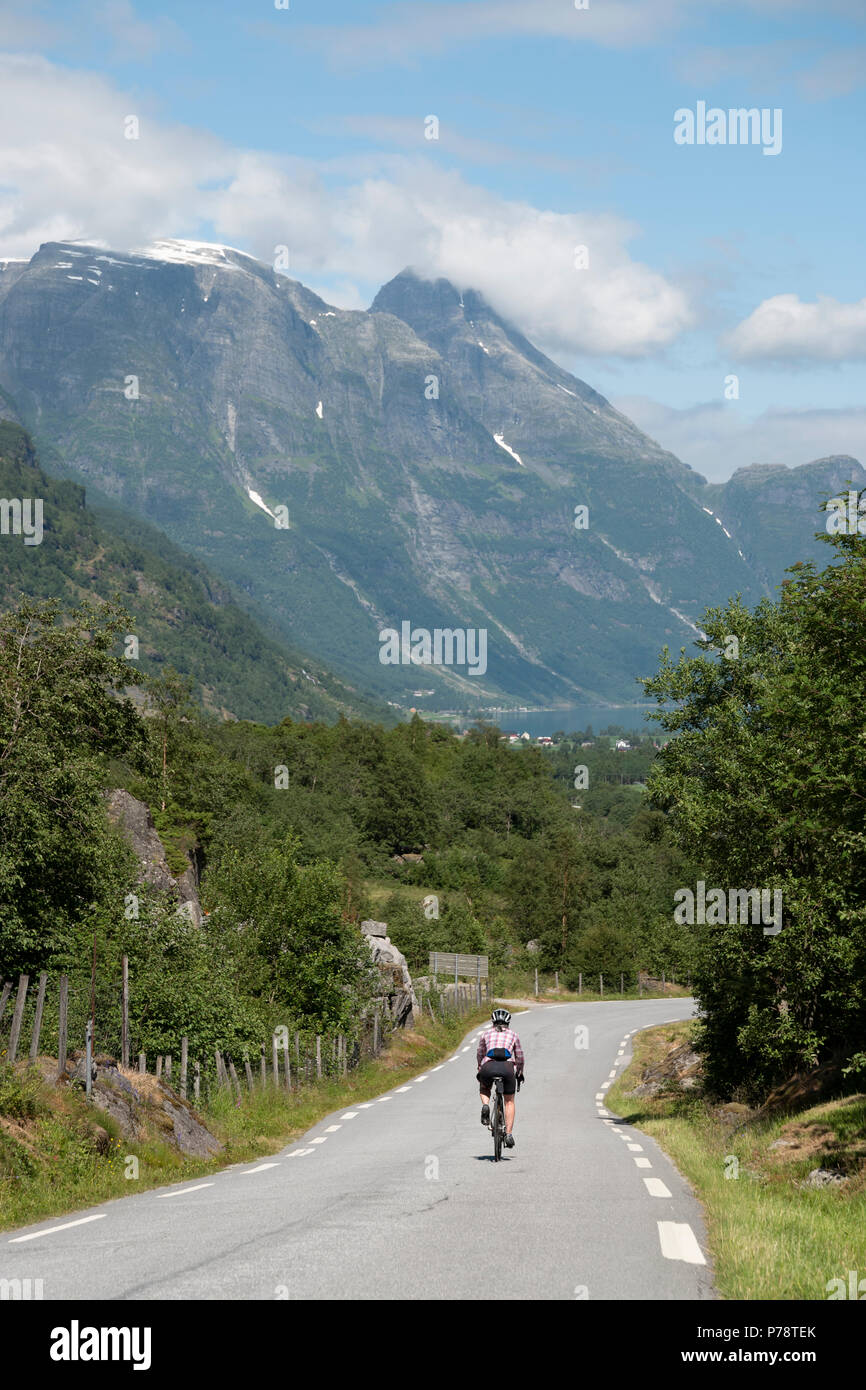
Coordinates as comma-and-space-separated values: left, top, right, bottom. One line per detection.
0, 55, 693, 358
291, 0, 687, 67
614, 394, 866, 482
94, 0, 185, 61
287, 0, 865, 68
726, 294, 866, 362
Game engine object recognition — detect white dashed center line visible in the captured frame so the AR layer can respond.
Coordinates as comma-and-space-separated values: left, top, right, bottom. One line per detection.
395, 1086, 411, 1093
634, 1157, 652, 1169
324, 1124, 342, 1132
9, 1214, 106, 1243
242, 1163, 279, 1174
309, 1137, 328, 1145
342, 1112, 358, 1119
157, 1183, 215, 1199
628, 1143, 643, 1152
643, 1177, 672, 1198
658, 1222, 706, 1264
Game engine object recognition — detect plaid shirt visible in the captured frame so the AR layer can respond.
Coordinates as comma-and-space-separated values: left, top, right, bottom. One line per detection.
477, 1026, 525, 1072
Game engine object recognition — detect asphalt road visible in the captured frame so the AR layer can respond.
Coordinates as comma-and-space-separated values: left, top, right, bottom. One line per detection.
3, 998, 715, 1300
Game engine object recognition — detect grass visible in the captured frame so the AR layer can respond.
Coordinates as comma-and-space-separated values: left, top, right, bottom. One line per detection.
606, 1022, 866, 1300
0, 1005, 488, 1233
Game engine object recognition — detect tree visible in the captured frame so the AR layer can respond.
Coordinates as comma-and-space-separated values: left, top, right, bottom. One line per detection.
642, 523, 866, 1098
0, 599, 145, 974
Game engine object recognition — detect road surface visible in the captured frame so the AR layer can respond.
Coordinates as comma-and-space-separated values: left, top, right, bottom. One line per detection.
3, 998, 715, 1300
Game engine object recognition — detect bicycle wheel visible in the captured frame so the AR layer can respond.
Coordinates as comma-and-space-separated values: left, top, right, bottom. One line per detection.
492, 1080, 503, 1161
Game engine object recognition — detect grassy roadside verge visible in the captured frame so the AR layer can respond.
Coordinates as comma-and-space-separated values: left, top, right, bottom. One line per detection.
606, 1022, 866, 1300
0, 1007, 489, 1233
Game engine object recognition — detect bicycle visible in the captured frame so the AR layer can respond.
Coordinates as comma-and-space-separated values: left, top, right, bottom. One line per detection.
489, 1073, 522, 1162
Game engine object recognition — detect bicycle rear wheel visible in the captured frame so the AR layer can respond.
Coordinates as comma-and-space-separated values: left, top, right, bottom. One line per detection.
492, 1080, 503, 1161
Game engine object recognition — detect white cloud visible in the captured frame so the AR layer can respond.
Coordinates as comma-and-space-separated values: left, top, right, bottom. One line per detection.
614, 394, 866, 482
292, 0, 686, 67
726, 294, 866, 362
0, 55, 693, 358
289, 0, 865, 68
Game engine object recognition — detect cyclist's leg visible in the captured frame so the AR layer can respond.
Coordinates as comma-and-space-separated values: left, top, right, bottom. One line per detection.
504, 1096, 515, 1133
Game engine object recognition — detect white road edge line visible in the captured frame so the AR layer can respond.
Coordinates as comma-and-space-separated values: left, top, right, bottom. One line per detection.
634, 1157, 653, 1169
643, 1177, 672, 1198
342, 1112, 358, 1119
658, 1221, 707, 1264
324, 1124, 342, 1132
9, 1214, 107, 1243
628, 1143, 643, 1151
309, 1137, 328, 1144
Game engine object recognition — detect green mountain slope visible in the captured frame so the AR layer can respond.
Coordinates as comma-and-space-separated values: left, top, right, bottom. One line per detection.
0, 421, 389, 724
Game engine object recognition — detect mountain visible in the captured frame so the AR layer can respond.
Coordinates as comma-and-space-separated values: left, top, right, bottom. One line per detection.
0, 238, 847, 711
0, 421, 388, 724
705, 455, 866, 591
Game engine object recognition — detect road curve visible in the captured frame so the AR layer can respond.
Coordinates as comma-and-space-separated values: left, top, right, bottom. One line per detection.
3, 998, 715, 1300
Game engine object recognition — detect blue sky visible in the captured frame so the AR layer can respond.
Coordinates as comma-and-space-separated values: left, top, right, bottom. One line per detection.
0, 0, 864, 479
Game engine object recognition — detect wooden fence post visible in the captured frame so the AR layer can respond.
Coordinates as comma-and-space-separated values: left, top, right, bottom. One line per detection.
620, 972, 624, 996
57, 975, 69, 1080
194, 1060, 201, 1103
599, 974, 603, 998
534, 968, 538, 998
180, 1037, 188, 1100
244, 1054, 254, 1091
215, 1049, 224, 1087
138, 1052, 146, 1073
227, 1058, 241, 1097
260, 1043, 266, 1089
7, 974, 29, 1063
283, 1035, 291, 1091
0, 980, 12, 1024
272, 1034, 279, 1087
316, 1034, 322, 1079
579, 972, 582, 996
156, 1056, 163, 1080
29, 972, 48, 1062
121, 955, 129, 1068
165, 1055, 172, 1084
372, 1012, 379, 1054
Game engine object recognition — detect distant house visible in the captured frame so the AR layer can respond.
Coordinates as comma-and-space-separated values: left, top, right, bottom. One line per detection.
581, 740, 594, 748
521, 731, 531, 741
615, 739, 632, 751
536, 735, 553, 746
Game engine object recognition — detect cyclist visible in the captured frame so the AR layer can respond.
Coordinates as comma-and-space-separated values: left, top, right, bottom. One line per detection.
476, 1007, 525, 1148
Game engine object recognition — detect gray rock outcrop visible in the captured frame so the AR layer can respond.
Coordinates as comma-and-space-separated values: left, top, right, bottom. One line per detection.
107, 788, 203, 926
361, 921, 420, 1028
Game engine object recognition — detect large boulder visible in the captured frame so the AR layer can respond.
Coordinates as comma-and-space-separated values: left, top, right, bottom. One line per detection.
361, 922, 420, 1028
107, 789, 203, 926
64, 1052, 222, 1158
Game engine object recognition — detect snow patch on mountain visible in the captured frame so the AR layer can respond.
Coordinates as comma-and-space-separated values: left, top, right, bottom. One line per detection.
494, 433, 524, 466
247, 489, 277, 520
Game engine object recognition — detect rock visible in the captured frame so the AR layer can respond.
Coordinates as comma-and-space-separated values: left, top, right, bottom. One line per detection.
64, 1054, 222, 1157
525, 939, 540, 954
163, 1100, 222, 1159
803, 1167, 848, 1188
107, 788, 203, 926
769, 1139, 797, 1151
364, 930, 420, 1028
360, 920, 389, 938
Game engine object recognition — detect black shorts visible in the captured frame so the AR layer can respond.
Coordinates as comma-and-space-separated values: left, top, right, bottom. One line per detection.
477, 1059, 516, 1095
